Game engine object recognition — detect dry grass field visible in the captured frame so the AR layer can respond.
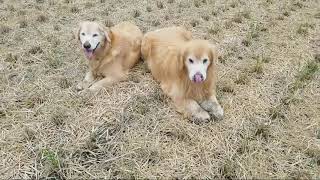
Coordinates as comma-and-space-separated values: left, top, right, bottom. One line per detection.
0, 0, 319, 179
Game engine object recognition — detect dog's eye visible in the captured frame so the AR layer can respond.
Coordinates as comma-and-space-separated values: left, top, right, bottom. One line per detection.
81, 33, 85, 36
203, 59, 208, 64
93, 34, 98, 37
188, 58, 194, 63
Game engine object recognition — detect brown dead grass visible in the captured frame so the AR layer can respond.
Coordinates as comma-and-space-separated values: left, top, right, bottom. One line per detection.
0, 0, 319, 179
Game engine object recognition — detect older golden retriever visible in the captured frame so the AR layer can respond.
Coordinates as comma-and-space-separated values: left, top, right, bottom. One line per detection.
76, 21, 142, 91
141, 27, 223, 123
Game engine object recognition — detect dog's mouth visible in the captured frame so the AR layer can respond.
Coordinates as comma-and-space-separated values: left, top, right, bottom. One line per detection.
84, 42, 100, 60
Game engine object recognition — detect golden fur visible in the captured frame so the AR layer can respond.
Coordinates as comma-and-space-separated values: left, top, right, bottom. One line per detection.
77, 21, 142, 91
141, 27, 223, 123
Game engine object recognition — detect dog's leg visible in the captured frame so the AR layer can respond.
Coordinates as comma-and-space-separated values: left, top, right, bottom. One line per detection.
89, 74, 126, 91
76, 71, 95, 91
200, 95, 224, 121
174, 97, 211, 124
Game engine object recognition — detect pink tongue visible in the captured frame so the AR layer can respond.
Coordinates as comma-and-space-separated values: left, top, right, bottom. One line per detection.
84, 50, 94, 59
194, 74, 203, 83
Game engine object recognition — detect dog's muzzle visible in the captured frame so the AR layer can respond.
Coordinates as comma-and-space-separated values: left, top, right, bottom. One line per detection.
192, 72, 204, 83
83, 42, 100, 60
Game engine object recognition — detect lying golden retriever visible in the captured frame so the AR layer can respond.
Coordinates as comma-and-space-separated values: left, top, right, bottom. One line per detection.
141, 27, 223, 123
76, 21, 142, 91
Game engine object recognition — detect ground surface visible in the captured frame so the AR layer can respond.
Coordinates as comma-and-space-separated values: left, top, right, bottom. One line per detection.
0, 0, 319, 179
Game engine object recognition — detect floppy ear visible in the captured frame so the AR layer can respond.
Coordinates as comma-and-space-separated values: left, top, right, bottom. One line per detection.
210, 44, 219, 65
104, 28, 111, 43
177, 46, 185, 72
98, 23, 111, 43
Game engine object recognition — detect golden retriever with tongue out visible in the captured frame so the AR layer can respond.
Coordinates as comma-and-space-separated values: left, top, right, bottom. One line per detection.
76, 21, 142, 91
141, 27, 223, 123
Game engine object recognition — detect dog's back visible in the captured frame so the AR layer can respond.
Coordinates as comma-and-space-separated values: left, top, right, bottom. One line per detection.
141, 27, 192, 81
109, 22, 143, 70
141, 27, 191, 59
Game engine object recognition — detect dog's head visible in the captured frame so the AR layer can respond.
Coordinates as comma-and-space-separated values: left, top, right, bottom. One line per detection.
181, 40, 218, 83
77, 21, 111, 60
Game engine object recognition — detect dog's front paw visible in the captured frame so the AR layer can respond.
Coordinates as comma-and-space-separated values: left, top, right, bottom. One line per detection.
200, 100, 224, 121
76, 81, 90, 91
191, 111, 210, 125
210, 105, 224, 121
88, 84, 105, 92
78, 88, 93, 96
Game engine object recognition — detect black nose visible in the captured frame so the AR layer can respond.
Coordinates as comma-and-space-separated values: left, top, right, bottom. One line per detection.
83, 42, 91, 49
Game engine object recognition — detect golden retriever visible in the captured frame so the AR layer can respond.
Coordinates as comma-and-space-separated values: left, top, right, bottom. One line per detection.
76, 21, 142, 91
141, 27, 223, 123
